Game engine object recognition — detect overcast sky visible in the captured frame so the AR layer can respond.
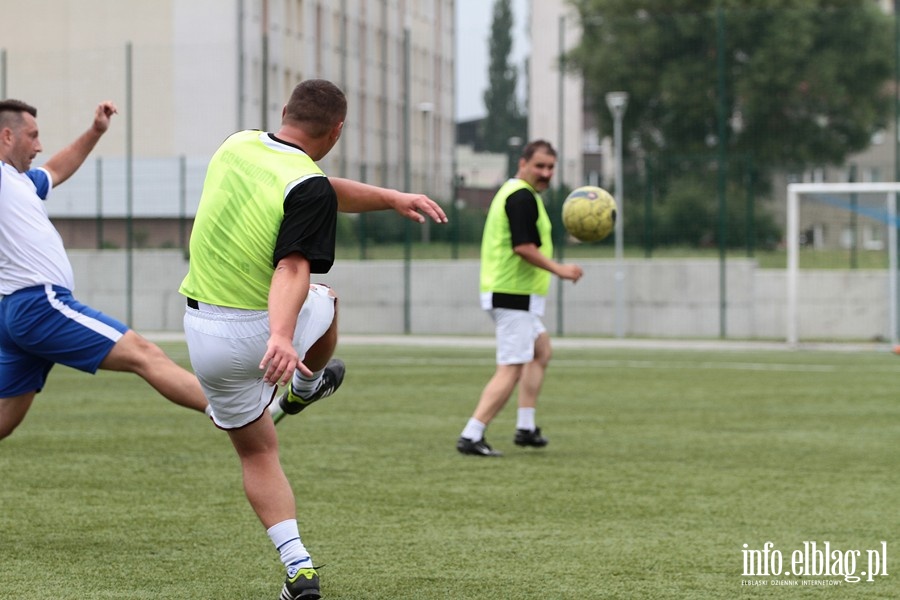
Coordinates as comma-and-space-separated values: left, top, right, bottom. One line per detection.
455, 0, 530, 122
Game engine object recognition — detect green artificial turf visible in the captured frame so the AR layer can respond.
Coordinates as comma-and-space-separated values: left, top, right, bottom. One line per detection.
1, 342, 898, 599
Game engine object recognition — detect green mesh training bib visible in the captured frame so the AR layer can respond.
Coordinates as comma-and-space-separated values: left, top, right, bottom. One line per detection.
180, 130, 324, 309
480, 178, 553, 297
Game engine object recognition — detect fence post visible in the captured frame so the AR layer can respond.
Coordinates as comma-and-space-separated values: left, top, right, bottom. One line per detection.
0, 48, 6, 99
125, 42, 134, 327
644, 159, 653, 258
402, 21, 411, 334
96, 157, 104, 249
715, 6, 728, 338
359, 163, 368, 259
745, 156, 755, 258
179, 155, 188, 252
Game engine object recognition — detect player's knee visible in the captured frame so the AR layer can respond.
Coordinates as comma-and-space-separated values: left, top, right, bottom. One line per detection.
327, 287, 338, 315
136, 338, 170, 366
0, 413, 23, 440
0, 393, 36, 440
534, 344, 552, 367
0, 419, 24, 440
325, 287, 339, 323
534, 335, 552, 366
105, 331, 168, 373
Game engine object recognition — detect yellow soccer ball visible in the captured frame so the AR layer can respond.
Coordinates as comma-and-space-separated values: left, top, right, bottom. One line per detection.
561, 186, 617, 242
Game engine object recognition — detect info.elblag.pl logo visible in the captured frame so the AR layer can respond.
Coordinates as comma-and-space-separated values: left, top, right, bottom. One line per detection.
742, 541, 888, 585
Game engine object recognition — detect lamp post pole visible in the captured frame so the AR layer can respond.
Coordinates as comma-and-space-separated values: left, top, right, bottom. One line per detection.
606, 91, 629, 338
418, 102, 435, 243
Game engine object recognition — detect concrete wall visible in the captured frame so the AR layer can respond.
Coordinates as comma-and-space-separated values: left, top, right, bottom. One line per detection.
66, 250, 891, 342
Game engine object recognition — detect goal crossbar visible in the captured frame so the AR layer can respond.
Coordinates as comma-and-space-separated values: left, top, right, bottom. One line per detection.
787, 182, 900, 346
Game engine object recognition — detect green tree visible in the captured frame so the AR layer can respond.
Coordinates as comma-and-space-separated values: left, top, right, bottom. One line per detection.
482, 0, 527, 152
566, 0, 894, 183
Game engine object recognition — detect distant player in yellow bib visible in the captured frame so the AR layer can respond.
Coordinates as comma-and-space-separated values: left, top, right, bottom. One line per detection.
457, 140, 583, 457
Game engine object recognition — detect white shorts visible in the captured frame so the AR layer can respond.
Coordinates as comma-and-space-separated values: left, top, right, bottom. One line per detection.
183, 284, 336, 429
488, 308, 546, 365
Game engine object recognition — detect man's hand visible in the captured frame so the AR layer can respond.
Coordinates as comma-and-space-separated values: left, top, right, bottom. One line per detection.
259, 333, 313, 386
557, 263, 584, 283
43, 100, 119, 187
92, 101, 118, 135
514, 243, 584, 283
389, 191, 448, 224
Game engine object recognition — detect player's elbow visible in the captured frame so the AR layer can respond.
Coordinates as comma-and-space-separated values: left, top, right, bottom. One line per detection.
512, 243, 536, 258
274, 253, 311, 276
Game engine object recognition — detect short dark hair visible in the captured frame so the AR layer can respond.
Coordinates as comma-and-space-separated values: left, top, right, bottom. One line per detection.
0, 99, 37, 130
283, 79, 347, 138
521, 139, 557, 161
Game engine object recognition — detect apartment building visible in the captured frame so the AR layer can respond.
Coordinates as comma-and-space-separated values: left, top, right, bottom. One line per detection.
1, 0, 454, 245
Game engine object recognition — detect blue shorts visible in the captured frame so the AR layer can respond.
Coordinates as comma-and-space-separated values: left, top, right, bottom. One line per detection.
0, 284, 128, 397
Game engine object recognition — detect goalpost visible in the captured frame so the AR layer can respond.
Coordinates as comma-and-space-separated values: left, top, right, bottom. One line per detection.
786, 182, 900, 346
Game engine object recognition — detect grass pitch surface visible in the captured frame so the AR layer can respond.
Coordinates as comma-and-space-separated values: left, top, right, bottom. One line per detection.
1, 342, 898, 599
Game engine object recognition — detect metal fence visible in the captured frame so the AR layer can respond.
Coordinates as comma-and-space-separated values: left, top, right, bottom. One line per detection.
4, 4, 900, 340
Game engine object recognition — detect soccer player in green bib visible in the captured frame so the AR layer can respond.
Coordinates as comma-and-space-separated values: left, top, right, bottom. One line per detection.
180, 79, 446, 599
457, 140, 583, 457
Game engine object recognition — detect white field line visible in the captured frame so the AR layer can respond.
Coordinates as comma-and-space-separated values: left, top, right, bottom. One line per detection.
145, 332, 890, 354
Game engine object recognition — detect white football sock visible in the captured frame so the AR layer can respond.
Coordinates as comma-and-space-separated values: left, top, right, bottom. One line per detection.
516, 407, 536, 431
460, 418, 486, 441
291, 368, 324, 398
267, 519, 312, 576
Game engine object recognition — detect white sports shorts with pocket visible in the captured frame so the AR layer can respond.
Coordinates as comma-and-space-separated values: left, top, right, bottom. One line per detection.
183, 283, 336, 429
489, 307, 547, 366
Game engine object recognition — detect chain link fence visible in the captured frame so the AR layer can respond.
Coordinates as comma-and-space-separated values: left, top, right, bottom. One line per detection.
3, 3, 899, 339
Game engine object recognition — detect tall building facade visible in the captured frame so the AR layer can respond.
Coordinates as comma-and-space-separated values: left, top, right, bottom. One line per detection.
527, 0, 586, 192
1, 0, 455, 218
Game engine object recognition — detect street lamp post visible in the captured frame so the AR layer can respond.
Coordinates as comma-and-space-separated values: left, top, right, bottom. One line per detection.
606, 91, 629, 338
418, 102, 435, 243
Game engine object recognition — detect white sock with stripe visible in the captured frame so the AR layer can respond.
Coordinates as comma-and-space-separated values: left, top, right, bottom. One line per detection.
267, 519, 312, 576
291, 368, 324, 398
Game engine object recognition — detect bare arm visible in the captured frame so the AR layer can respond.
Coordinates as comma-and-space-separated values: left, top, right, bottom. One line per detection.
259, 253, 314, 385
329, 177, 448, 224
514, 243, 584, 283
43, 101, 117, 186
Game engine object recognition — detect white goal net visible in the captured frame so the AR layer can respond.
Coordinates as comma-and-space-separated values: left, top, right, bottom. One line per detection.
786, 182, 900, 346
